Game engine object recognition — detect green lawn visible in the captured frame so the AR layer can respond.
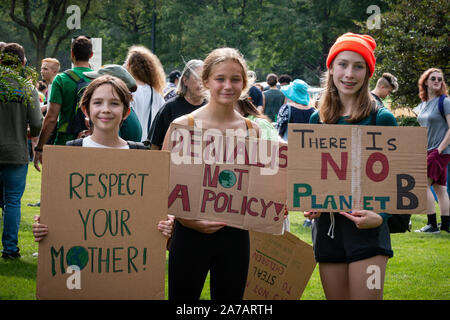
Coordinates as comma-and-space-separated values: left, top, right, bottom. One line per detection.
0, 163, 449, 300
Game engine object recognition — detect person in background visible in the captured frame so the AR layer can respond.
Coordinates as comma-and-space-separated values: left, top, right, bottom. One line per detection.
370, 72, 398, 108
263, 73, 285, 122
164, 69, 181, 101
124, 45, 166, 142
278, 74, 292, 86
415, 68, 450, 234
1, 43, 43, 259
148, 59, 206, 150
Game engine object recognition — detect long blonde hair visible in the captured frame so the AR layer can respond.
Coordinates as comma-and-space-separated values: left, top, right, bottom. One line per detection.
318, 66, 375, 124
125, 45, 166, 94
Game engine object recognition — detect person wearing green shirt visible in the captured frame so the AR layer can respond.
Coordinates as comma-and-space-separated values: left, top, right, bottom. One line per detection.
34, 36, 93, 172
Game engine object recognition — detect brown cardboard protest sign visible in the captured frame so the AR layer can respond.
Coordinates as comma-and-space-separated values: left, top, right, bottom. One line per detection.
244, 231, 316, 300
36, 146, 169, 300
287, 124, 427, 214
167, 124, 287, 235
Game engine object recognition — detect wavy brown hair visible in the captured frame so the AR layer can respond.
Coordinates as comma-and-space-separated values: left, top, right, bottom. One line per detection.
418, 68, 448, 102
124, 45, 166, 94
318, 63, 375, 124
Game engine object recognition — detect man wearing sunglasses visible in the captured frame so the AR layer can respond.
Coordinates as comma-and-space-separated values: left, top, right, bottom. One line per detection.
34, 36, 93, 172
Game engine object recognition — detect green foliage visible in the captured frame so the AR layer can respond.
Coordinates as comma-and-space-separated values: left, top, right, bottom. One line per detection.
362, 0, 450, 110
396, 116, 420, 127
0, 53, 38, 105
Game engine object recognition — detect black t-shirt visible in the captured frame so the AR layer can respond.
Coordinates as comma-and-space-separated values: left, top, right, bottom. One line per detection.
148, 95, 206, 147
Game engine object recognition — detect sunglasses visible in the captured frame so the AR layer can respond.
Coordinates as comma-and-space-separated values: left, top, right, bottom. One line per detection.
429, 76, 443, 82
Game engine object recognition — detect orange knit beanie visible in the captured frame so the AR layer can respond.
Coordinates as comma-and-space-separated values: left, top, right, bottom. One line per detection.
326, 33, 377, 77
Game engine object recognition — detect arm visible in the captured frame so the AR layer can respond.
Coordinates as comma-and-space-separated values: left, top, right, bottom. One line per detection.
33, 101, 61, 172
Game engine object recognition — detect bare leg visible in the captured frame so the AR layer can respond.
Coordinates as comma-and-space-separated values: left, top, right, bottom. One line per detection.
318, 263, 350, 300
348, 255, 388, 300
434, 184, 449, 216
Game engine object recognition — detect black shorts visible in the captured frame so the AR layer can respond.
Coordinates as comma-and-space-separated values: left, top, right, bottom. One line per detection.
311, 212, 393, 263
168, 220, 250, 300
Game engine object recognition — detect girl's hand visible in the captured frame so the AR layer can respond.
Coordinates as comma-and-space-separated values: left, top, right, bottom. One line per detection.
158, 215, 175, 238
339, 210, 383, 229
304, 210, 321, 220
178, 218, 226, 234
32, 215, 48, 242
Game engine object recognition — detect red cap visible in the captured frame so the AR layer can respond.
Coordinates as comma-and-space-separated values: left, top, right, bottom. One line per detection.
326, 33, 377, 77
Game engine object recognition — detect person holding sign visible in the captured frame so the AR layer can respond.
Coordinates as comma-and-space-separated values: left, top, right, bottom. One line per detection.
415, 68, 450, 234
305, 33, 398, 300
33, 75, 174, 241
162, 48, 262, 300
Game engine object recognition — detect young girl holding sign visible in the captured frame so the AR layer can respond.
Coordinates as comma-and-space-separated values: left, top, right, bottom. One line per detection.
305, 33, 398, 300
162, 48, 262, 300
33, 75, 173, 241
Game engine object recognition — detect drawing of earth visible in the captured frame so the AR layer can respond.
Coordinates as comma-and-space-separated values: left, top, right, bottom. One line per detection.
66, 246, 89, 271
218, 170, 236, 188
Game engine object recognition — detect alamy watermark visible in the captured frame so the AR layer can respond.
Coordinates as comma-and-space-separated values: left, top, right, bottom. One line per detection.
366, 5, 381, 30
366, 264, 381, 290
66, 265, 81, 290
169, 124, 287, 176
66, 5, 81, 30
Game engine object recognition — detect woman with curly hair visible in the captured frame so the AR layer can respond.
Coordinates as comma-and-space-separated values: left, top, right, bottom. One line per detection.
415, 67, 450, 234
124, 45, 166, 142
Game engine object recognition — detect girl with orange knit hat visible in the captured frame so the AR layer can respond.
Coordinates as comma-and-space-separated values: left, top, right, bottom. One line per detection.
305, 33, 398, 300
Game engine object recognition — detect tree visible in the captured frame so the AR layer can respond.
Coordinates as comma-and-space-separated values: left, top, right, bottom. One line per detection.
363, 0, 450, 108
9, 0, 92, 68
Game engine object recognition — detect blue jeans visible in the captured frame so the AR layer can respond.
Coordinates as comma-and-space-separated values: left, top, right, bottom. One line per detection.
1, 164, 28, 254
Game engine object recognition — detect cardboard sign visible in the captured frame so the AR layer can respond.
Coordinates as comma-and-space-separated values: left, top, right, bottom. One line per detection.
167, 124, 287, 235
287, 124, 428, 214
36, 146, 169, 300
244, 231, 316, 300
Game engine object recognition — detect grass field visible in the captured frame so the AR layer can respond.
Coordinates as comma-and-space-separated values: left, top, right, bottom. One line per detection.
0, 163, 449, 300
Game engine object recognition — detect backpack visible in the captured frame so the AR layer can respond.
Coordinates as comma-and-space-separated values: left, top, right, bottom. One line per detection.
64, 69, 91, 137
318, 107, 411, 233
281, 105, 292, 141
66, 138, 149, 150
438, 94, 448, 122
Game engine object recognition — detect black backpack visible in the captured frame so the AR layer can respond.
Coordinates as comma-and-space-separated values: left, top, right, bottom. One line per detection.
66, 138, 149, 150
64, 69, 91, 136
317, 107, 411, 233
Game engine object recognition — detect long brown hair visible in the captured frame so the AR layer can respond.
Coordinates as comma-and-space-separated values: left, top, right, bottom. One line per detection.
125, 45, 166, 94
236, 98, 270, 121
418, 68, 448, 102
318, 64, 375, 124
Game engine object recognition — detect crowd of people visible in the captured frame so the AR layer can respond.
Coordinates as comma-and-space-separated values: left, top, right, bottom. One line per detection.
0, 32, 448, 300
